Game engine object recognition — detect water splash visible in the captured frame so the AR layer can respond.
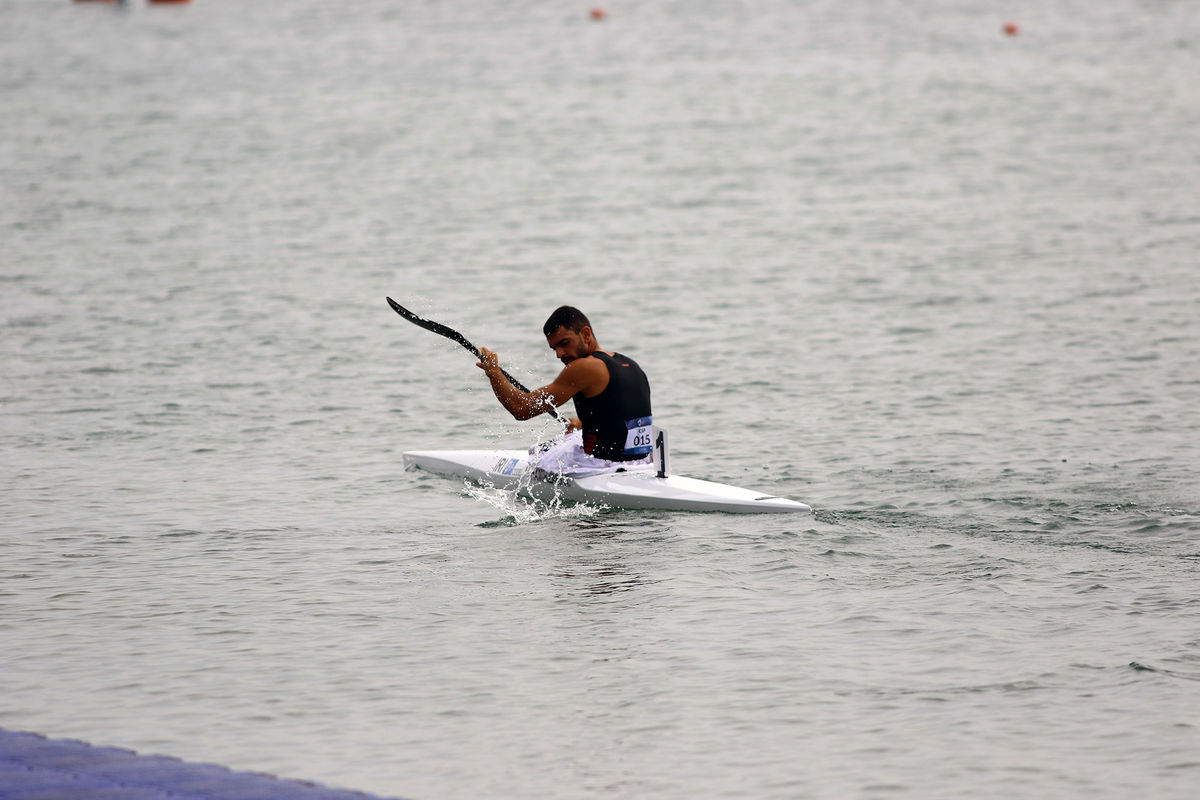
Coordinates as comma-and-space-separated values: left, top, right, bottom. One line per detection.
463, 480, 605, 526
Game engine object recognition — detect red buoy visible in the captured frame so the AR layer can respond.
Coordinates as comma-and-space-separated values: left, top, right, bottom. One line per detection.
1003, 22, 1020, 36
590, 7, 606, 21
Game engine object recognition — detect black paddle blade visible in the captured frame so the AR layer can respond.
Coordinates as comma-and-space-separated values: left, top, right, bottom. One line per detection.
386, 297, 480, 357
384, 297, 551, 411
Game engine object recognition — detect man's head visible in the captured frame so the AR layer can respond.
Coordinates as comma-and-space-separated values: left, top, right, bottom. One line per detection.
543, 305, 597, 365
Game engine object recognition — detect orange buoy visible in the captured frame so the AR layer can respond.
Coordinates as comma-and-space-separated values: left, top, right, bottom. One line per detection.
590, 7, 606, 21
1003, 22, 1020, 36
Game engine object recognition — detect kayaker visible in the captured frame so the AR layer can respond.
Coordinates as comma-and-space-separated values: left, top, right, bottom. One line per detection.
476, 306, 653, 476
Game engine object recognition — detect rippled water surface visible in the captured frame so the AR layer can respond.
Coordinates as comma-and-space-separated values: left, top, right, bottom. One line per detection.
3, 1, 1199, 797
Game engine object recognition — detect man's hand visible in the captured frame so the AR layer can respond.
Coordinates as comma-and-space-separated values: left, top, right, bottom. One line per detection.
476, 346, 501, 375
566, 416, 583, 432
476, 346, 546, 420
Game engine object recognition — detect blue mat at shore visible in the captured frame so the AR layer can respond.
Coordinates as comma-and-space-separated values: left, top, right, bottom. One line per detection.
0, 729, 407, 800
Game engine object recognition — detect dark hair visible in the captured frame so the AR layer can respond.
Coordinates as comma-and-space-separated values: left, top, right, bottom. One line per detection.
543, 306, 592, 337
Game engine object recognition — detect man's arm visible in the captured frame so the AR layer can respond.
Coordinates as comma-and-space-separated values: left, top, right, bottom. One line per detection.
477, 347, 605, 421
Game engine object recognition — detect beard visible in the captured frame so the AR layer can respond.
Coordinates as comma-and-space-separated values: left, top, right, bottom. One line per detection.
561, 342, 590, 365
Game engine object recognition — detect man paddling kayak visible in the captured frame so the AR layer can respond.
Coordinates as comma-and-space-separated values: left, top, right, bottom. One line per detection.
476, 306, 653, 476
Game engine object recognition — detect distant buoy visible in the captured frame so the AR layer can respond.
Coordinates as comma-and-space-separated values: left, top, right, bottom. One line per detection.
1003, 22, 1020, 36
590, 7, 607, 20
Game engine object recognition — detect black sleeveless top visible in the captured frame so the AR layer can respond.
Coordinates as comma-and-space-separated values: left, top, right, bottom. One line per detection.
574, 351, 653, 462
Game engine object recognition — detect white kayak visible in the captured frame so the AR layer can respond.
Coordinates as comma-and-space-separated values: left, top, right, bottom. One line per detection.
403, 448, 811, 514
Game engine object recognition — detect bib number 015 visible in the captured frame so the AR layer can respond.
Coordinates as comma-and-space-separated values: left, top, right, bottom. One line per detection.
623, 416, 654, 456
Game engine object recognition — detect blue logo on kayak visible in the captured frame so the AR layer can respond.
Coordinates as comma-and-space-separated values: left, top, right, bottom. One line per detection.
500, 458, 519, 475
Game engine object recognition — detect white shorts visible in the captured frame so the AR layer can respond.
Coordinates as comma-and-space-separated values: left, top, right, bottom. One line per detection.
529, 430, 651, 478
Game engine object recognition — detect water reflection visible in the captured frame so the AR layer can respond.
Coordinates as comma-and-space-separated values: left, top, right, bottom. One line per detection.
549, 517, 673, 599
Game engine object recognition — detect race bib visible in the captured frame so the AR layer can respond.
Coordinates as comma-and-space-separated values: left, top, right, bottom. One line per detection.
623, 416, 654, 456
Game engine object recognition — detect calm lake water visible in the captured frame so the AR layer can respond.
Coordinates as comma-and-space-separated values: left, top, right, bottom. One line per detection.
3, 1, 1199, 797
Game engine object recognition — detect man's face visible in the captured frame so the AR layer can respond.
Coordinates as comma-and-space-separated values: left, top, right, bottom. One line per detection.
546, 326, 592, 365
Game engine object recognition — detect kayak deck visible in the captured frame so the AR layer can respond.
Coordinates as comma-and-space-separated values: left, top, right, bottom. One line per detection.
403, 449, 811, 514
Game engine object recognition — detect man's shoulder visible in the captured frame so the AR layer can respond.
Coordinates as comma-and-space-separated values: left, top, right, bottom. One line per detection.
555, 354, 610, 398
559, 355, 609, 379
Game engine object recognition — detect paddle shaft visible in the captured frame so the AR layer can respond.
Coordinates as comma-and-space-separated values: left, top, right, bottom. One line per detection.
386, 297, 563, 421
